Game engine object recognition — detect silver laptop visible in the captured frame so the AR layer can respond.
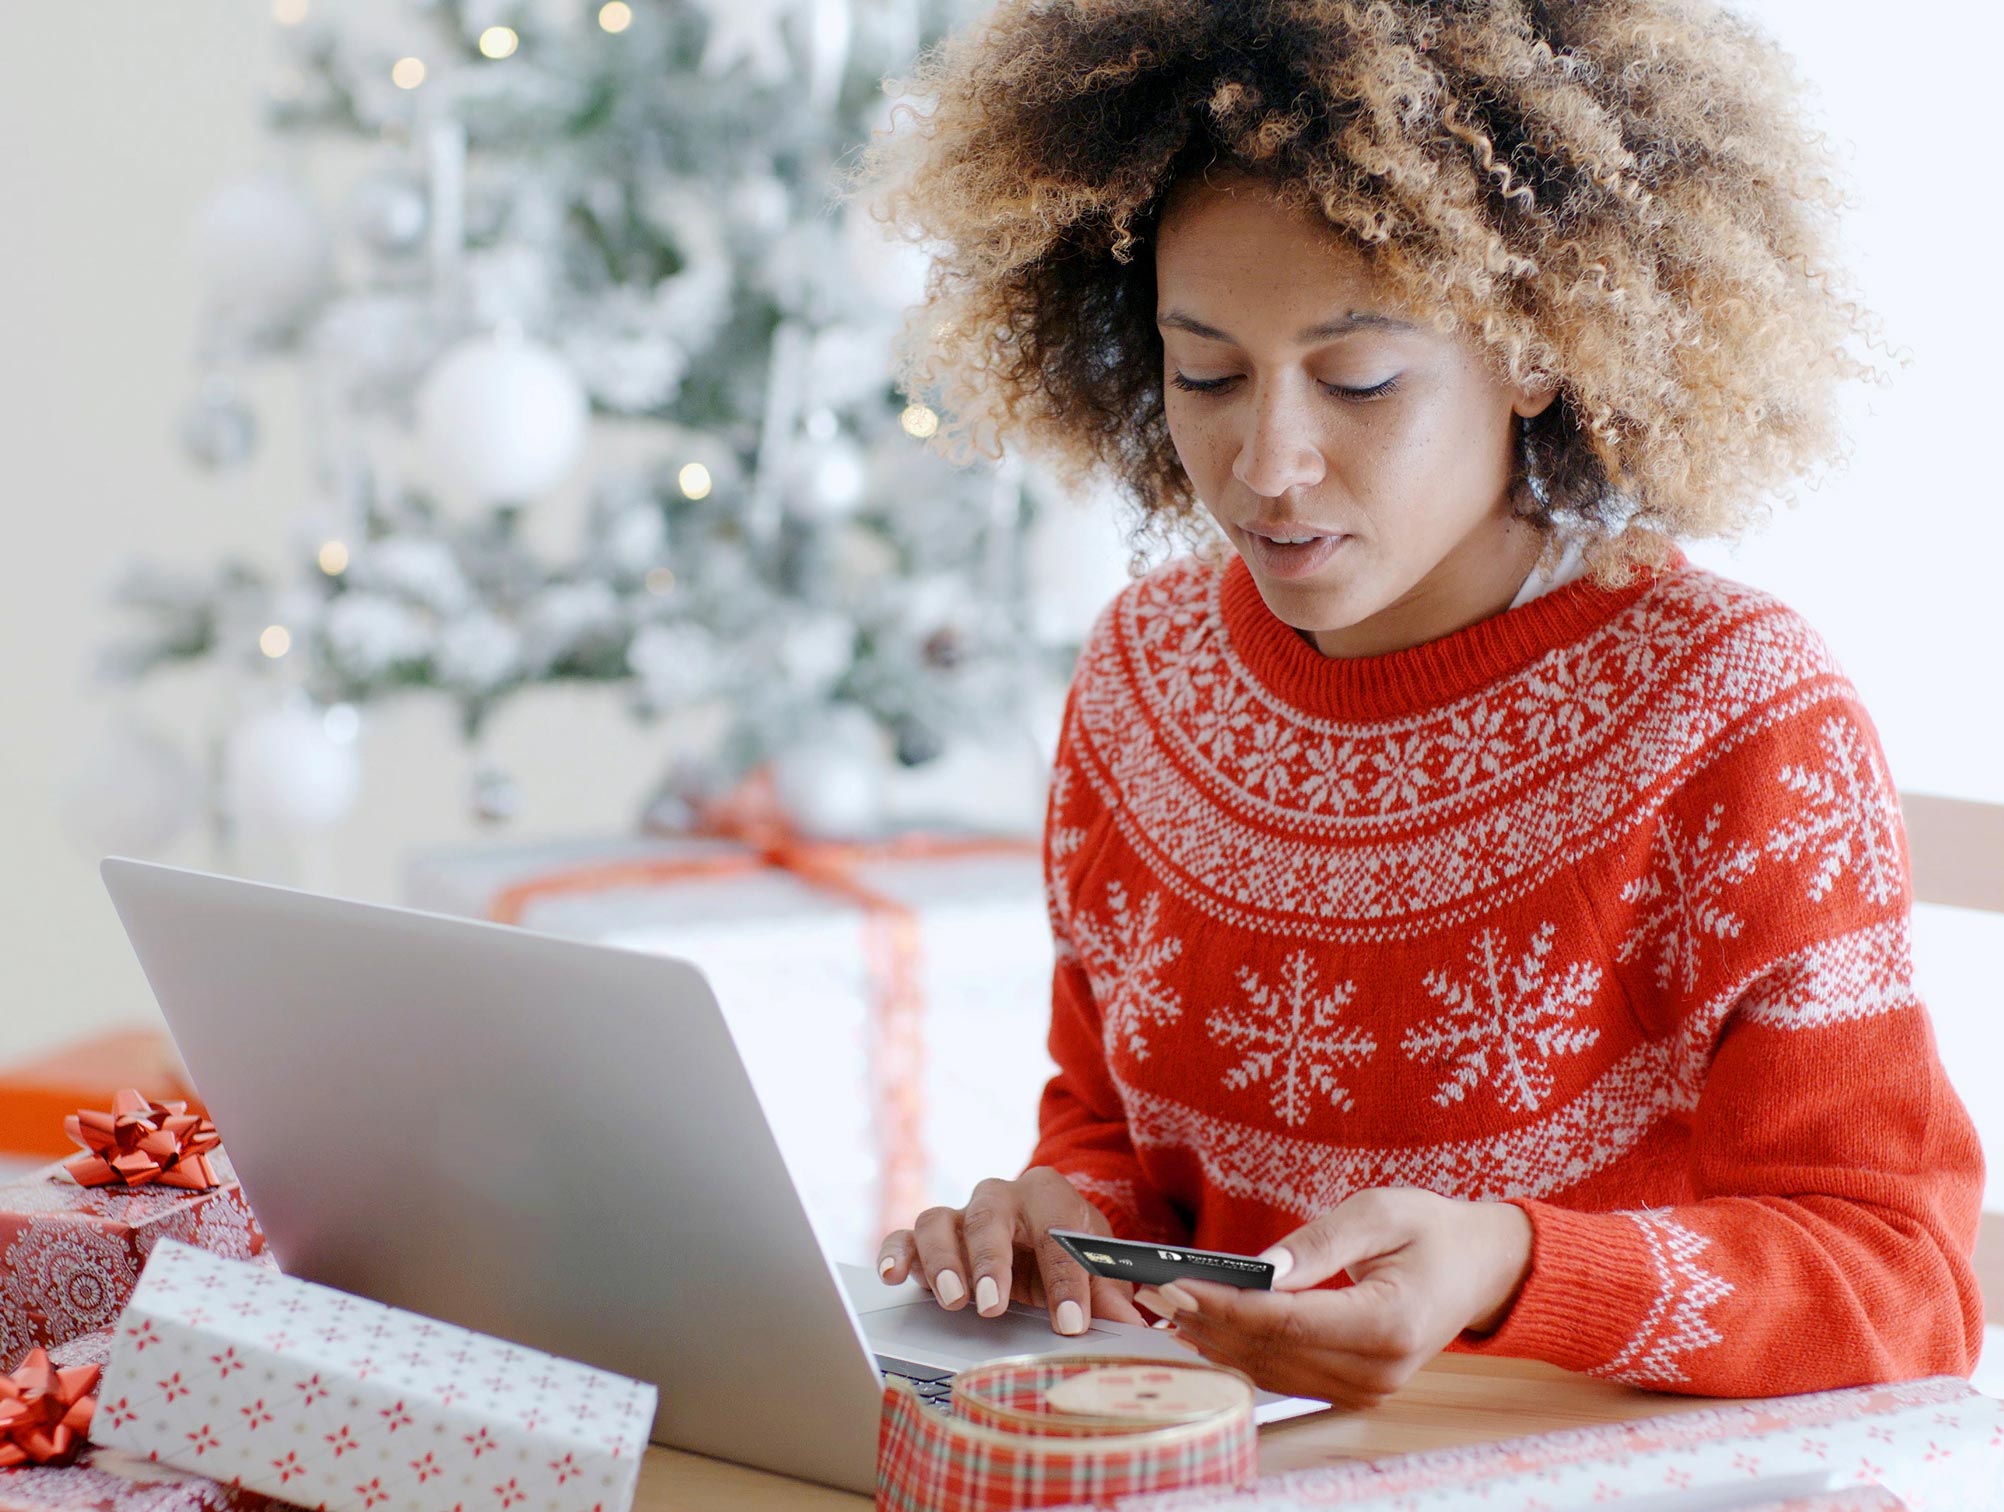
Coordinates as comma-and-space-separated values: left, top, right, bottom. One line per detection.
99, 857, 1328, 1494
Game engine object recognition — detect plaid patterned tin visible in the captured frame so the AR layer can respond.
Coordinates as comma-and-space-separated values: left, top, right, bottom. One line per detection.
875, 1353, 1257, 1512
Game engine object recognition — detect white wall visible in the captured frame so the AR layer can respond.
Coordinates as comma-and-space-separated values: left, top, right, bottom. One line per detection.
4, 3, 1999, 1200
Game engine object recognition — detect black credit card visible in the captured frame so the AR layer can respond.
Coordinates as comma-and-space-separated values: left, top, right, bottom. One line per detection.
1047, 1228, 1275, 1291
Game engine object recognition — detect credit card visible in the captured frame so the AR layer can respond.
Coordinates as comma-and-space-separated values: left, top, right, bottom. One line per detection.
1046, 1228, 1275, 1290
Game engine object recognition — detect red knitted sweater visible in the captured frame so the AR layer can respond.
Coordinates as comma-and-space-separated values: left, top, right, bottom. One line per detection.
1023, 544, 1986, 1396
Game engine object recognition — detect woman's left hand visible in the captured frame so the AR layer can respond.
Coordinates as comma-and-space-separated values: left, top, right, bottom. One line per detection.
1133, 1188, 1533, 1411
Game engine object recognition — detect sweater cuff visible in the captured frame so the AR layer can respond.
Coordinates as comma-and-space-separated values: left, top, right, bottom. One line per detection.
1448, 1198, 1661, 1375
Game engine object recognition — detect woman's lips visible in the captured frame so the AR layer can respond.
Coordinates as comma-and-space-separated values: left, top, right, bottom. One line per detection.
1241, 529, 1350, 580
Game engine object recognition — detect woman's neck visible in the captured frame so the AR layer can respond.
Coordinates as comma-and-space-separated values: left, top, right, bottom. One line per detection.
1300, 516, 1551, 660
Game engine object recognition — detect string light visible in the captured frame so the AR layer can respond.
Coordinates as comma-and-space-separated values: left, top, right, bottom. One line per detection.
644, 567, 676, 596
677, 462, 713, 500
598, 2, 633, 32
259, 625, 293, 659
391, 56, 427, 89
316, 540, 350, 576
900, 403, 939, 439
478, 26, 520, 59
272, 0, 309, 24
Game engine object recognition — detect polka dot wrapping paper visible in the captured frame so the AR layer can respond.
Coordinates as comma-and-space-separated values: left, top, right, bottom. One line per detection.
88, 1241, 656, 1512
0, 1156, 267, 1372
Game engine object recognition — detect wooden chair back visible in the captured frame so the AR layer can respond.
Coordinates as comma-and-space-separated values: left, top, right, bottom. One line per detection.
1899, 792, 2004, 1326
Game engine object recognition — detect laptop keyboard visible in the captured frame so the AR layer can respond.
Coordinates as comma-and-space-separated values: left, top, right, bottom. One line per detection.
875, 1353, 957, 1413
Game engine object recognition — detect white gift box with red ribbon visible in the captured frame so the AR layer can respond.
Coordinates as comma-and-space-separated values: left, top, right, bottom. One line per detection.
1073, 1374, 2002, 1512
90, 1240, 656, 1512
404, 832, 1056, 1268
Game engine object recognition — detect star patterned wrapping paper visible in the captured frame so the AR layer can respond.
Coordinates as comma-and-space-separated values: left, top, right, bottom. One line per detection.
1052, 1374, 2001, 1512
89, 1242, 656, 1512
1, 1156, 267, 1371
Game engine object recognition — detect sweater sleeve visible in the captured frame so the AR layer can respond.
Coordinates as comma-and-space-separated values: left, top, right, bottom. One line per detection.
1019, 676, 1194, 1246
1448, 683, 1987, 1395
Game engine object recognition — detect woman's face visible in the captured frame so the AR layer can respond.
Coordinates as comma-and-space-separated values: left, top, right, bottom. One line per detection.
1154, 174, 1559, 657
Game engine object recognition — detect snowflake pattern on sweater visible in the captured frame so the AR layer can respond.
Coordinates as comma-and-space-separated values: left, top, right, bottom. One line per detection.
1027, 547, 1985, 1398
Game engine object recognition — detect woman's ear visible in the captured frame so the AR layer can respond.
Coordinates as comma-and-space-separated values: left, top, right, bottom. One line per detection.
1513, 381, 1561, 422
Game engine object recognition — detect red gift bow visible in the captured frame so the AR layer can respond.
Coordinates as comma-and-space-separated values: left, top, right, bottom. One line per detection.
63, 1088, 222, 1191
0, 1348, 101, 1468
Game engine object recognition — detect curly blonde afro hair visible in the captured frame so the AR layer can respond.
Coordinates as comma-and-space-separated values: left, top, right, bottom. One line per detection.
839, 0, 1895, 586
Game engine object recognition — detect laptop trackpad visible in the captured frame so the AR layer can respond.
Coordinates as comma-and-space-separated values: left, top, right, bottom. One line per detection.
862, 1295, 1134, 1370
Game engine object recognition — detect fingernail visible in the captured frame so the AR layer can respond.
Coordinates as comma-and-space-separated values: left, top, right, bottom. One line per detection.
1151, 1318, 1171, 1330
936, 1270, 965, 1306
1258, 1246, 1295, 1283
1159, 1283, 1198, 1314
879, 1256, 897, 1278
976, 1276, 1000, 1313
1057, 1299, 1085, 1335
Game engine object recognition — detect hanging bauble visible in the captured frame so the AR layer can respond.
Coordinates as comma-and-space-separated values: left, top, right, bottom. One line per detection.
224, 699, 362, 834
348, 170, 428, 258
189, 171, 332, 343
178, 381, 259, 470
469, 764, 519, 826
780, 429, 869, 523
768, 705, 887, 840
892, 715, 945, 768
59, 717, 203, 859
414, 334, 589, 507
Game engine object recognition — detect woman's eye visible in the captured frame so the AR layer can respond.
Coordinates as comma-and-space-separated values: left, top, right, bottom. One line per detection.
1168, 373, 1402, 401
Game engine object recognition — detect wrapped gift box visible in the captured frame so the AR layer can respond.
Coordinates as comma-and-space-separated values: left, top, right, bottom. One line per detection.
405, 830, 1056, 1266
92, 1240, 657, 1512
1078, 1374, 2001, 1512
0, 1447, 287, 1512
0, 1156, 266, 1371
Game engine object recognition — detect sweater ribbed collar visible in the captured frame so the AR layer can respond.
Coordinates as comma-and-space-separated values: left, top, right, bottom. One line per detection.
1216, 543, 1687, 723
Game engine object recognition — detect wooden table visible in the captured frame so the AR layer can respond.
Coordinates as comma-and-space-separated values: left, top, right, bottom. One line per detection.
632, 1351, 1729, 1510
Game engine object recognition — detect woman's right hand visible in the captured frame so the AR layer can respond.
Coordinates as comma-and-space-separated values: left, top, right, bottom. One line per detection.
876, 1166, 1151, 1335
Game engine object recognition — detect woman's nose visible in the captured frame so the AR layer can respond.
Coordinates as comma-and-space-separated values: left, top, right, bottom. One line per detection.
1230, 386, 1327, 499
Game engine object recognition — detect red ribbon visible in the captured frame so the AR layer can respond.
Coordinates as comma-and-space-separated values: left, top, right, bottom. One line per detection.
0, 1349, 100, 1469
63, 1088, 222, 1191
489, 769, 1037, 1245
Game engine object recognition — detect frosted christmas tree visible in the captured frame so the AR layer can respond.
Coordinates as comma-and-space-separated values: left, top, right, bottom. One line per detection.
91, 0, 1129, 851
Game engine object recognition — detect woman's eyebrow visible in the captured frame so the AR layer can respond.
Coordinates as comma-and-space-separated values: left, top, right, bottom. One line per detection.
1156, 309, 1417, 343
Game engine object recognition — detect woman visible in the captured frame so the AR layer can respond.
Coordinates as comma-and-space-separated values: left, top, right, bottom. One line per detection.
851, 0, 1984, 1406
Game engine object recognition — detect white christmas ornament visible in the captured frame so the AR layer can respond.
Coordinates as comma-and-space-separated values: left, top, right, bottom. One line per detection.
225, 700, 362, 833
781, 432, 870, 521
189, 172, 332, 340
415, 335, 588, 506
178, 383, 259, 470
769, 705, 886, 839
348, 169, 428, 257
60, 718, 204, 858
